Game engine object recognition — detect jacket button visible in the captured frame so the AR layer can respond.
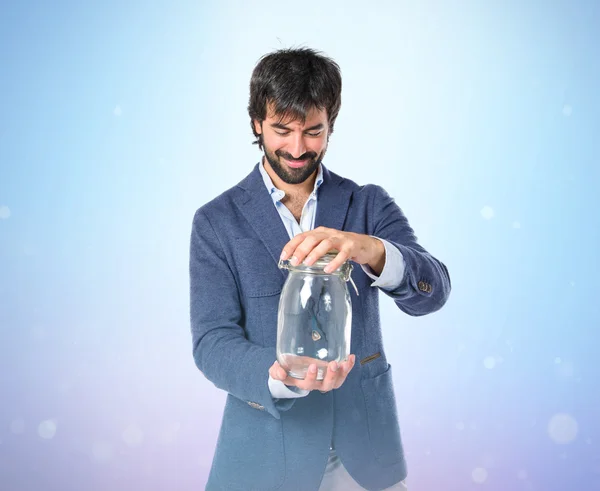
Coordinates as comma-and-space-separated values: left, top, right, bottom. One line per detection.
418, 281, 432, 293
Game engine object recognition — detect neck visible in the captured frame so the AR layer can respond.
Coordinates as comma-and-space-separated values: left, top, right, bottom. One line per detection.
262, 156, 317, 196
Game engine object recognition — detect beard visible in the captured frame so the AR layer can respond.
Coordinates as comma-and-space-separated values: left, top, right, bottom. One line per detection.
264, 145, 327, 185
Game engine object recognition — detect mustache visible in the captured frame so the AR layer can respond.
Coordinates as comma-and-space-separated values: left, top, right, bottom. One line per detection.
275, 150, 317, 161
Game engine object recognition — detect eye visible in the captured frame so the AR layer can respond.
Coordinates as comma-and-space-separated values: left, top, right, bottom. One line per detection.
275, 131, 290, 136
307, 132, 322, 137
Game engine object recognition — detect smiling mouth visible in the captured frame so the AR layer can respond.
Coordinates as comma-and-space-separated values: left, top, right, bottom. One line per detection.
284, 158, 309, 168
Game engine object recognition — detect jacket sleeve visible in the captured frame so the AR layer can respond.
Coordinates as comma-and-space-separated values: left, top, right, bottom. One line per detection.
189, 208, 296, 419
368, 185, 451, 316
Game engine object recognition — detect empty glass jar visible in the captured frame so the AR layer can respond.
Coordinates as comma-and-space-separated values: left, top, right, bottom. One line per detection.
276, 252, 358, 381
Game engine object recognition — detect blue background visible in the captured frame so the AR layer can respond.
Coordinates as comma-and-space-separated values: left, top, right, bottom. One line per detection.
1, 1, 599, 489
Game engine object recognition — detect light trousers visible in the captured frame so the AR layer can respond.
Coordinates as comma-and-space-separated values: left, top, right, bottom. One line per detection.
319, 447, 408, 491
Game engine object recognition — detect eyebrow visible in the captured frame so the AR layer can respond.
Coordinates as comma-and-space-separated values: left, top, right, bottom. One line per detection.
270, 122, 325, 131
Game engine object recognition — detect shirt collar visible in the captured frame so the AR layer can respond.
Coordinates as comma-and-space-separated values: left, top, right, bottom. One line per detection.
259, 158, 324, 203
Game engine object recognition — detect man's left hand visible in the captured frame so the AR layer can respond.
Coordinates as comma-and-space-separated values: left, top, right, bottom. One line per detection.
280, 227, 385, 275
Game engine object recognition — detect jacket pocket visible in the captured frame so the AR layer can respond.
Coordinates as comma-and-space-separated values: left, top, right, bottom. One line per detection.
360, 363, 404, 466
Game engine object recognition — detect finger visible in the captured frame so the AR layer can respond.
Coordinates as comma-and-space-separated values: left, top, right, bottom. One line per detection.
324, 248, 351, 274
277, 364, 290, 380
340, 356, 353, 375
296, 363, 319, 391
332, 361, 349, 389
280, 232, 311, 262
269, 361, 287, 381
333, 354, 356, 389
319, 360, 340, 392
269, 361, 278, 379
303, 237, 338, 267
289, 235, 325, 267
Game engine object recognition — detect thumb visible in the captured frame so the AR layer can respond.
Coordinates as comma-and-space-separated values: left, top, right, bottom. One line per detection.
270, 361, 285, 380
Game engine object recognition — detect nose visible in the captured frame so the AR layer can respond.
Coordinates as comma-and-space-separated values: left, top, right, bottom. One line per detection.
287, 132, 307, 159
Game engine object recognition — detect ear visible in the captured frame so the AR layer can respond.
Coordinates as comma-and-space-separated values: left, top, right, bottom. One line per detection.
253, 120, 262, 135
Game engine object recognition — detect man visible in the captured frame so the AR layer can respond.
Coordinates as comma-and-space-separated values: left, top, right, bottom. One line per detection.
189, 47, 451, 491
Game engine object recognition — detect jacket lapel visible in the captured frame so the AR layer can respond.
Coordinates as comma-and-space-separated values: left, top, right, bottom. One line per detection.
314, 165, 352, 231
233, 162, 353, 277
233, 164, 291, 278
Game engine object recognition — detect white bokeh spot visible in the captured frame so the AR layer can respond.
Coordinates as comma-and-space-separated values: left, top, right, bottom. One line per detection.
10, 418, 25, 434
38, 419, 57, 440
518, 469, 528, 480
122, 423, 144, 447
472, 467, 488, 484
483, 356, 496, 369
562, 104, 572, 116
113, 105, 122, 116
512, 221, 521, 229
0, 205, 10, 219
480, 206, 495, 220
548, 413, 578, 444
456, 421, 465, 431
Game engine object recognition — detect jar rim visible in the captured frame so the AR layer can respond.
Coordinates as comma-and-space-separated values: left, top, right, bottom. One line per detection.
278, 251, 349, 274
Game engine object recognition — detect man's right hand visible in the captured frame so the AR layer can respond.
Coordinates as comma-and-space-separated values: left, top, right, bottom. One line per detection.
269, 355, 356, 393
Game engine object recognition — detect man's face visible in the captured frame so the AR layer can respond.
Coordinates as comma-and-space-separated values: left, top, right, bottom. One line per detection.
254, 105, 330, 185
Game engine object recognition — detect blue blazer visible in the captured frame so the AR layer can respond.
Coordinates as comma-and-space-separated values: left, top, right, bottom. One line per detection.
189, 163, 451, 491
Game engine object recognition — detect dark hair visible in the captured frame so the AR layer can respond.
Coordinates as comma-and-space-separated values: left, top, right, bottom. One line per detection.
248, 47, 342, 150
